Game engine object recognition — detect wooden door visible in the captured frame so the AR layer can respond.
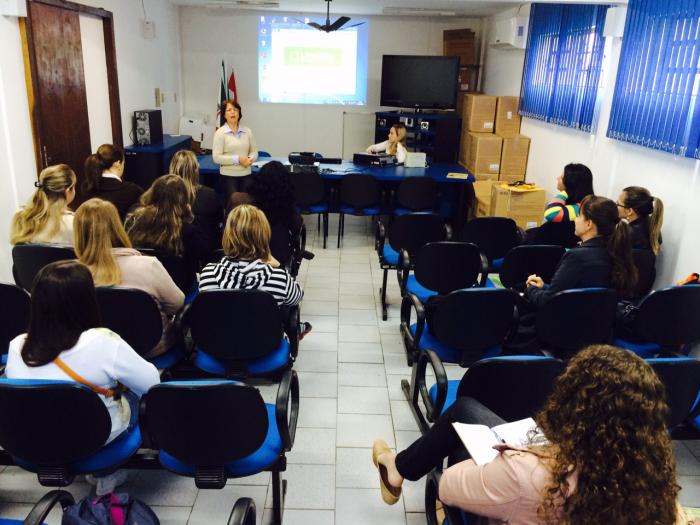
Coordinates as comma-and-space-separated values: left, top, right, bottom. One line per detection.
25, 1, 91, 180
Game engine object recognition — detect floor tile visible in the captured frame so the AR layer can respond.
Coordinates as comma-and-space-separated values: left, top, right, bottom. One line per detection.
678, 475, 700, 506
406, 512, 427, 525
294, 350, 338, 373
130, 470, 199, 507
300, 331, 338, 352
288, 427, 336, 465
150, 506, 192, 525
302, 300, 339, 317
338, 386, 390, 415
338, 342, 383, 363
335, 488, 406, 525
339, 262, 370, 273
339, 282, 377, 296
385, 353, 411, 375
297, 372, 338, 398
339, 294, 377, 309
676, 442, 700, 476
387, 375, 410, 401
391, 400, 420, 432
337, 414, 395, 448
228, 471, 271, 486
340, 272, 373, 284
0, 502, 64, 525
0, 467, 93, 504
298, 398, 337, 429
401, 477, 426, 513
336, 447, 379, 488
302, 315, 339, 333
262, 509, 334, 525
189, 484, 267, 525
339, 363, 387, 387
339, 308, 379, 325
266, 465, 335, 510
338, 325, 381, 343
303, 287, 340, 302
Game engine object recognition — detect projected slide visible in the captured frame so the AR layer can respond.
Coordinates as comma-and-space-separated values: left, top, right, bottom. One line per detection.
258, 16, 368, 105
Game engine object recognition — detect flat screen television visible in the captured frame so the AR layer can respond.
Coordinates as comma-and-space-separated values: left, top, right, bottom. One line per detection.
380, 55, 460, 110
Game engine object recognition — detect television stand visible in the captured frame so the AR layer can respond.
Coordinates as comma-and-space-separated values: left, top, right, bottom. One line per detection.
375, 111, 460, 162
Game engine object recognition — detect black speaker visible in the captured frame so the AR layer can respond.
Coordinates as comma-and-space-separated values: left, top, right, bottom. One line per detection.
133, 110, 163, 145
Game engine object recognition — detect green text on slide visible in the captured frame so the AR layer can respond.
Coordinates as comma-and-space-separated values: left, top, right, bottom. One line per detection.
284, 47, 342, 67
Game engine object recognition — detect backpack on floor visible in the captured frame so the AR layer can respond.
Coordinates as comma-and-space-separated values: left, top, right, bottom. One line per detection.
62, 493, 160, 525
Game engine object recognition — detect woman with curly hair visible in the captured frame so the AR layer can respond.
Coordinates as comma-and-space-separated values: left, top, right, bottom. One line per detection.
372, 345, 689, 524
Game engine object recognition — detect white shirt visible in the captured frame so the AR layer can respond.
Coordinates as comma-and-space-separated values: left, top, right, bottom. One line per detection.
366, 140, 407, 163
212, 124, 259, 177
6, 328, 160, 443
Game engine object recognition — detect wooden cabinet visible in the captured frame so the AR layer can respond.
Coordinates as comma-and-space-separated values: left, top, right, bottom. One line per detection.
444, 28, 481, 93
124, 134, 191, 190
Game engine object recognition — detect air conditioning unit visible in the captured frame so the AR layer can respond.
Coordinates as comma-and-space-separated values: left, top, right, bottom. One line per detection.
489, 16, 527, 49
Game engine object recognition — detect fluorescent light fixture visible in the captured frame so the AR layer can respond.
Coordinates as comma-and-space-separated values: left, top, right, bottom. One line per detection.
206, 0, 279, 8
382, 7, 457, 16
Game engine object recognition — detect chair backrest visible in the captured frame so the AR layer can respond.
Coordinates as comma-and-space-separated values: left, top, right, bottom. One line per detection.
499, 245, 566, 290
142, 381, 269, 465
340, 173, 380, 209
0, 283, 31, 354
95, 287, 163, 356
414, 242, 482, 294
187, 289, 284, 363
396, 177, 438, 211
528, 221, 579, 248
0, 379, 111, 466
429, 288, 517, 360
12, 244, 76, 291
536, 288, 617, 355
457, 356, 565, 422
460, 217, 520, 262
258, 151, 271, 158
269, 224, 293, 269
647, 358, 700, 429
631, 249, 656, 299
138, 249, 196, 294
634, 285, 700, 347
290, 170, 324, 207
388, 213, 446, 258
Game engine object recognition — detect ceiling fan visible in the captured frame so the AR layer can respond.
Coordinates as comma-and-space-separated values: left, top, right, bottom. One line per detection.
300, 0, 365, 33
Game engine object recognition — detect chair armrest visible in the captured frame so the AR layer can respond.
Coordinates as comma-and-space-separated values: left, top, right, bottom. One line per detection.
397, 248, 411, 294
227, 497, 256, 525
417, 350, 448, 422
276, 369, 299, 451
426, 471, 468, 525
478, 252, 490, 287
400, 293, 425, 343
24, 490, 75, 525
375, 221, 386, 254
175, 303, 195, 354
138, 396, 154, 449
444, 224, 453, 241
284, 306, 300, 359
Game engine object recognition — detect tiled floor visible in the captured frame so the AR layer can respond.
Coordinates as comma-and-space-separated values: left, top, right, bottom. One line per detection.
2, 215, 700, 524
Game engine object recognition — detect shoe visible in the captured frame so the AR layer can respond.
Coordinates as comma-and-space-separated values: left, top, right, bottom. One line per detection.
372, 440, 401, 505
94, 470, 129, 496
299, 322, 313, 341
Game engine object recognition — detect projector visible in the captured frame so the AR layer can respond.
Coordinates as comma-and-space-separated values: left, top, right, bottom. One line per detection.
353, 153, 397, 167
405, 152, 427, 168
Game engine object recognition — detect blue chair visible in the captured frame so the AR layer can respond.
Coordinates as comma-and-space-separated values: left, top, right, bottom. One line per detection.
0, 283, 30, 366
646, 357, 700, 435
337, 173, 381, 248
0, 379, 142, 486
185, 289, 298, 379
393, 177, 438, 216
460, 217, 521, 274
0, 490, 75, 524
425, 470, 468, 525
375, 213, 449, 320
496, 245, 565, 291
141, 371, 298, 525
258, 151, 271, 158
614, 285, 700, 358
398, 242, 483, 303
95, 287, 183, 370
12, 244, 76, 291
536, 288, 617, 358
291, 170, 329, 249
400, 287, 518, 369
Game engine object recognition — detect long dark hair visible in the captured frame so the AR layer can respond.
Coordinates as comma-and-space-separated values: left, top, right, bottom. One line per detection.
622, 186, 664, 256
83, 144, 124, 193
249, 161, 296, 228
580, 196, 637, 296
21, 260, 101, 367
562, 164, 594, 205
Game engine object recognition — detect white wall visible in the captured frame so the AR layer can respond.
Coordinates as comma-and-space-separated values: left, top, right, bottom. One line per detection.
180, 8, 482, 157
0, 0, 182, 283
482, 7, 700, 287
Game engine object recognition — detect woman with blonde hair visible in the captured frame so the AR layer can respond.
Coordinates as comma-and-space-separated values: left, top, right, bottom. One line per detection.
372, 345, 690, 524
617, 186, 664, 255
74, 198, 184, 358
83, 144, 142, 219
10, 164, 76, 245
169, 150, 222, 252
366, 123, 408, 163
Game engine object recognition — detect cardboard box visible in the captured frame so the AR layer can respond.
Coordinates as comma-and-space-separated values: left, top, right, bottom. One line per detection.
460, 94, 497, 133
499, 134, 530, 183
495, 96, 521, 137
472, 180, 500, 217
460, 132, 502, 180
490, 183, 546, 229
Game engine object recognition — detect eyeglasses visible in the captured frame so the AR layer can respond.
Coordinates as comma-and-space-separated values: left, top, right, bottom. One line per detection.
616, 202, 629, 209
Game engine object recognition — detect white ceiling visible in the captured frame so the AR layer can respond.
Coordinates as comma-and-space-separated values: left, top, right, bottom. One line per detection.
171, 0, 524, 18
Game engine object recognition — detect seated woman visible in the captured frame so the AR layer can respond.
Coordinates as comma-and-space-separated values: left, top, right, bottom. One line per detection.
6, 260, 159, 494
372, 345, 690, 524
169, 149, 222, 254
199, 204, 302, 307
617, 186, 664, 254
366, 123, 408, 164
83, 144, 143, 220
525, 195, 637, 308
125, 174, 212, 271
543, 163, 594, 223
74, 198, 184, 358
10, 164, 76, 246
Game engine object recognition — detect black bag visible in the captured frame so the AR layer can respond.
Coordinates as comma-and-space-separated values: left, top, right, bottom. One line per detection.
62, 493, 160, 525
615, 299, 639, 340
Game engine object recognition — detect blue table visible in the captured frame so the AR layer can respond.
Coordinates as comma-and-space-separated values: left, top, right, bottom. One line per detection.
125, 134, 192, 189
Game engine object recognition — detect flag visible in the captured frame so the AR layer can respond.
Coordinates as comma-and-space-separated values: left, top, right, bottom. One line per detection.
228, 69, 238, 103
217, 60, 228, 127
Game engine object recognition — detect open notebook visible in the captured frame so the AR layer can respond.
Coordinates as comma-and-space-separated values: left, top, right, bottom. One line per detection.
452, 417, 548, 465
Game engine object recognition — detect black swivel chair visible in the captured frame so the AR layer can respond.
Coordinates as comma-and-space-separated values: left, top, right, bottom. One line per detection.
646, 357, 700, 435
0, 283, 31, 365
497, 245, 566, 291
228, 498, 257, 525
337, 174, 381, 248
0, 490, 75, 525
375, 213, 449, 320
141, 372, 298, 525
526, 220, 579, 248
630, 248, 656, 299
137, 248, 197, 298
11, 244, 76, 291
291, 170, 329, 249
393, 177, 439, 216
185, 289, 299, 379
460, 217, 521, 274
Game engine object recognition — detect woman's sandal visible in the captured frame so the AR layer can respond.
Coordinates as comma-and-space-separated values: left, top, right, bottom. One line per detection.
372, 440, 401, 505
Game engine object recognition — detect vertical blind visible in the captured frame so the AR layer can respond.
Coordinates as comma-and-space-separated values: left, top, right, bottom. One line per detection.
607, 0, 700, 158
520, 4, 608, 132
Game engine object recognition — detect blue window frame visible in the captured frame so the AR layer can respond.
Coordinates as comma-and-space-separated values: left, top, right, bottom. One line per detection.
608, 0, 700, 158
520, 4, 608, 132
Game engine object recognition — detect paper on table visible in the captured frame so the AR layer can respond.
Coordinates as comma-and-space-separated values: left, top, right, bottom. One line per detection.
446, 172, 469, 180
452, 417, 546, 465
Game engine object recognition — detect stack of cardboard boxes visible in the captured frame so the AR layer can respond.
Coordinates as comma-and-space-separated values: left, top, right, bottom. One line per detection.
458, 94, 545, 229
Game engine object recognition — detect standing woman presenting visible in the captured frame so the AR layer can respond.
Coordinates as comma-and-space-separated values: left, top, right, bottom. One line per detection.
212, 100, 259, 201
366, 123, 408, 164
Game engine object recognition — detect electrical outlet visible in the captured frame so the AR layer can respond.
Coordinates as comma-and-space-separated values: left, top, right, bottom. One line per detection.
155, 88, 161, 108
141, 19, 155, 39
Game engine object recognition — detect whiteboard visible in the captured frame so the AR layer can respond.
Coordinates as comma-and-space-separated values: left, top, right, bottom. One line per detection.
342, 111, 375, 160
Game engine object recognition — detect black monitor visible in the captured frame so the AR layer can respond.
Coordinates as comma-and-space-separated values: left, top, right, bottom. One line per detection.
380, 55, 460, 110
